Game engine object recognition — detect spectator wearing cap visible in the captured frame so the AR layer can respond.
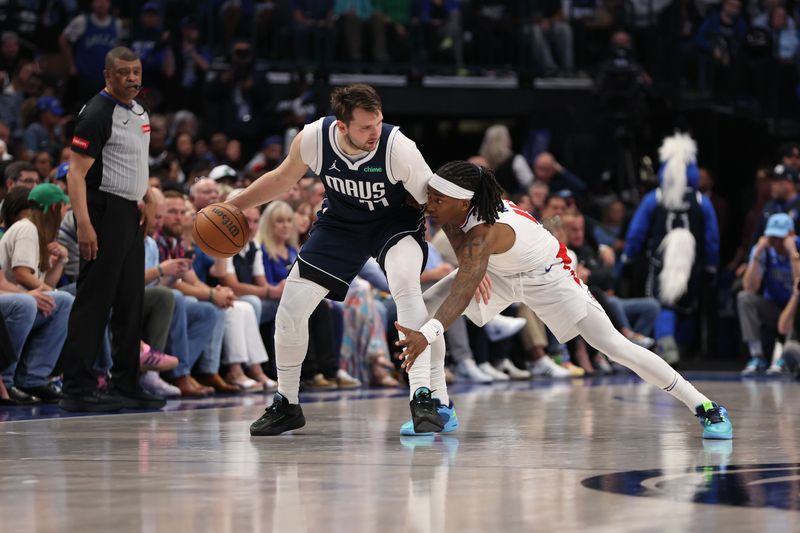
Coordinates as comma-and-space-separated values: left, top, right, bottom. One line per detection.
22, 96, 64, 160
208, 164, 238, 186
245, 135, 283, 176
53, 162, 69, 193
60, 0, 122, 101
130, 3, 174, 112
750, 163, 800, 249
0, 183, 74, 402
739, 213, 800, 375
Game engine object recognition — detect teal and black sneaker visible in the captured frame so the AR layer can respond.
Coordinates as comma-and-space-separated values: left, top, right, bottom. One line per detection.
400, 397, 458, 436
437, 401, 459, 433
695, 401, 733, 440
408, 387, 444, 434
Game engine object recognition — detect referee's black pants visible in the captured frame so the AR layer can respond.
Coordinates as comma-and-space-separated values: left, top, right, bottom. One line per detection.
61, 190, 144, 395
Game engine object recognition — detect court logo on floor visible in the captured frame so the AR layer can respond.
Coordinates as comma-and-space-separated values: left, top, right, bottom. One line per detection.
582, 462, 800, 510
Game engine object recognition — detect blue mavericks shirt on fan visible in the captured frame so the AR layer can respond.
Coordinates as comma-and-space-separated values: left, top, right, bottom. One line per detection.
748, 236, 800, 307
317, 116, 408, 222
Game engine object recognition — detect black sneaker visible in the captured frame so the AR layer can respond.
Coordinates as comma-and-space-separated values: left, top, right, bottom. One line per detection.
59, 390, 123, 412
114, 387, 167, 409
250, 393, 306, 436
7, 386, 41, 405
410, 387, 444, 434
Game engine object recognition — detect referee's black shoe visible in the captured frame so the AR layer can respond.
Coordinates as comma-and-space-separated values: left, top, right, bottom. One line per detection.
410, 387, 444, 434
114, 386, 167, 410
250, 393, 306, 436
59, 390, 123, 413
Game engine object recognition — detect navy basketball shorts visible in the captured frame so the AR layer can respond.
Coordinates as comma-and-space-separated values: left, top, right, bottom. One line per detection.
295, 206, 428, 301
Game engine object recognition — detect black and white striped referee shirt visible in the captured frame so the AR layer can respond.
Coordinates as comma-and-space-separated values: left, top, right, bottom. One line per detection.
70, 90, 150, 201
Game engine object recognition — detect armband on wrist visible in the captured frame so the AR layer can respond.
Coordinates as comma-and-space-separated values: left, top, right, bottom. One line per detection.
157, 264, 164, 277
208, 288, 214, 302
419, 319, 444, 345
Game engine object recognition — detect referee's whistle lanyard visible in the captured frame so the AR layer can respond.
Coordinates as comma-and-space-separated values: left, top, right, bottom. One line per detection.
100, 90, 145, 116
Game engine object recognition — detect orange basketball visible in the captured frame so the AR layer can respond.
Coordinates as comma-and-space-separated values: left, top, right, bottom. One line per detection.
192, 202, 250, 258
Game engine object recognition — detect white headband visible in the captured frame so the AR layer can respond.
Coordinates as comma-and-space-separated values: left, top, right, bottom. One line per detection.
429, 174, 474, 200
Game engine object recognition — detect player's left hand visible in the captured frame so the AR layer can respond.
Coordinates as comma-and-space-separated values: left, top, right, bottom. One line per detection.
475, 273, 492, 304
395, 321, 428, 371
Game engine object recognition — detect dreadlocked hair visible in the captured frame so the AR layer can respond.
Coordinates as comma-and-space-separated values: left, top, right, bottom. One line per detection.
435, 160, 504, 224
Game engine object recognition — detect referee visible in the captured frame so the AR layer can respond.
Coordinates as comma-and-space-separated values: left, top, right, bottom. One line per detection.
59, 47, 165, 412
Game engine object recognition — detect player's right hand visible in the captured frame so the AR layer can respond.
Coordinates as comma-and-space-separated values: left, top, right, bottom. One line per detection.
77, 221, 98, 261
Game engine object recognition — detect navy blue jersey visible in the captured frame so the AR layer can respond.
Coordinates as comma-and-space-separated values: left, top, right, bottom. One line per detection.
316, 116, 409, 222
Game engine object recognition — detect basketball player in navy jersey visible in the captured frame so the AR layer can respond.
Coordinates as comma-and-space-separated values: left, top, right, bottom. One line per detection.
229, 84, 452, 435
395, 161, 733, 440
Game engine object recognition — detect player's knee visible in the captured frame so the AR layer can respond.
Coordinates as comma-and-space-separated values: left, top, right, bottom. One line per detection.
275, 305, 309, 346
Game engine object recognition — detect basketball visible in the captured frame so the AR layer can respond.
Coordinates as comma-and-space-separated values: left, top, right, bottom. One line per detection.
192, 202, 250, 258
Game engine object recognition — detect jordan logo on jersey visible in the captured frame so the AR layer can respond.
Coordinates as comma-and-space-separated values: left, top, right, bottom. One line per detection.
325, 174, 390, 211
328, 161, 340, 172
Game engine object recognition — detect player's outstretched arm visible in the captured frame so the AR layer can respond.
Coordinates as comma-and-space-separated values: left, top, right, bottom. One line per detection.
397, 224, 493, 370
433, 225, 492, 330
227, 131, 310, 211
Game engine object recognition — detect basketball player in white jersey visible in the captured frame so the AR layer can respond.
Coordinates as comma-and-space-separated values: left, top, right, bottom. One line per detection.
229, 84, 449, 435
396, 161, 733, 440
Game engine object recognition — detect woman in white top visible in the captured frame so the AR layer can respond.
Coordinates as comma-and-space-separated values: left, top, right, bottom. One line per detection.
396, 161, 733, 440
0, 184, 74, 401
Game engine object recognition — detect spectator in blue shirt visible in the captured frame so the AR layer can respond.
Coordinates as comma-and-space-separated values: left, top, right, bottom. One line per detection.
738, 213, 800, 375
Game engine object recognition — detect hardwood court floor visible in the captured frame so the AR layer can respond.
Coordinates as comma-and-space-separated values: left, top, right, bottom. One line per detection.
0, 373, 798, 533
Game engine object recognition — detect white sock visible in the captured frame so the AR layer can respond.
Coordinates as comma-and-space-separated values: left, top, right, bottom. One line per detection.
576, 305, 708, 411
384, 237, 431, 400
429, 336, 449, 406
274, 269, 328, 405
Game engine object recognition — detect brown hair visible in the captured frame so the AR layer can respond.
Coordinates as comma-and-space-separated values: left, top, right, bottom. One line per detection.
330, 84, 381, 124
163, 190, 186, 200
28, 204, 63, 273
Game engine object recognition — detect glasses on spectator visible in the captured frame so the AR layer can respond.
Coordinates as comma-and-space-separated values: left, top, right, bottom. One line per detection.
16, 177, 39, 186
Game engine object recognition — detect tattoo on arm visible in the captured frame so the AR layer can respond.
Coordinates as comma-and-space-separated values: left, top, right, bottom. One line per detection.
441, 223, 466, 253
433, 234, 490, 330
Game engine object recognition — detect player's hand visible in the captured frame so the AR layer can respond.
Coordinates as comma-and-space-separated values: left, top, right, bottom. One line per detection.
77, 221, 98, 261
395, 321, 428, 371
475, 273, 492, 304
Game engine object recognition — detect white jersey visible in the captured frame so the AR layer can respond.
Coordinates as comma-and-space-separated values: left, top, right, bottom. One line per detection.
460, 200, 561, 277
